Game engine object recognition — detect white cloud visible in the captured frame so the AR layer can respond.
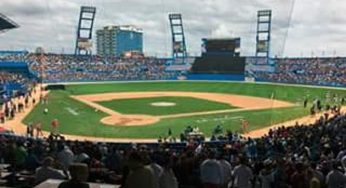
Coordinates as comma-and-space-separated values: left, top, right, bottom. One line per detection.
211, 24, 234, 38
0, 0, 345, 57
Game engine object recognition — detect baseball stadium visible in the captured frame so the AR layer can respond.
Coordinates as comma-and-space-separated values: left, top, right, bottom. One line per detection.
0, 0, 346, 188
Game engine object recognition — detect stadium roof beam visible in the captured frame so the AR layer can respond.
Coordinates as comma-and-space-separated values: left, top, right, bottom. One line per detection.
75, 6, 96, 56
0, 13, 19, 34
255, 10, 272, 60
169, 13, 188, 64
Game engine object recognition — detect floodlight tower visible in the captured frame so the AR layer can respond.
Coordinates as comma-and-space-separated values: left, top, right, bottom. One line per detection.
169, 13, 187, 63
0, 13, 19, 34
75, 6, 96, 55
256, 10, 272, 60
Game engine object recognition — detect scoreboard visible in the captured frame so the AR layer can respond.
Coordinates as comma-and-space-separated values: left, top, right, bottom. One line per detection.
192, 37, 244, 74
202, 38, 240, 56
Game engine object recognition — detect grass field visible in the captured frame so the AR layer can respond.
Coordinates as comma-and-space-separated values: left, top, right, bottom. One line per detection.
23, 81, 346, 138
97, 96, 236, 116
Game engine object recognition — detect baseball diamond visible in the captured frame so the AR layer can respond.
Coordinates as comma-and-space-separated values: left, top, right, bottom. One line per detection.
17, 81, 345, 139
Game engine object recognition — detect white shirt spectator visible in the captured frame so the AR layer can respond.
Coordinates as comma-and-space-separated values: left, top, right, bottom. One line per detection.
200, 158, 223, 185
57, 146, 74, 170
35, 166, 65, 184
149, 163, 163, 188
219, 159, 232, 186
233, 164, 253, 188
326, 169, 346, 188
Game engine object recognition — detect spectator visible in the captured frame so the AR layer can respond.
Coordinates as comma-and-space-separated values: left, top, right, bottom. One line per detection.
326, 162, 346, 188
218, 153, 232, 188
58, 163, 89, 188
159, 154, 178, 188
57, 144, 74, 170
125, 151, 157, 188
258, 160, 273, 188
200, 150, 223, 188
35, 157, 66, 185
14, 141, 28, 169
232, 155, 253, 188
290, 162, 309, 188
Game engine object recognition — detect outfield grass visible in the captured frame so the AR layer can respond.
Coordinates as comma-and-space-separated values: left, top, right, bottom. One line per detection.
97, 96, 236, 116
23, 81, 346, 138
66, 81, 346, 103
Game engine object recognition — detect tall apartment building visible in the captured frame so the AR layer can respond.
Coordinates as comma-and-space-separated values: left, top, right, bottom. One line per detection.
96, 25, 143, 57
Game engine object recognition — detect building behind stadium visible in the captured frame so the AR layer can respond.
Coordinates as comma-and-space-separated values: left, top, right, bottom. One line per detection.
96, 25, 143, 57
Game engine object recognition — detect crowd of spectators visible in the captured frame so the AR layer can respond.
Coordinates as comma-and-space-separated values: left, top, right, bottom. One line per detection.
0, 107, 345, 187
3, 52, 346, 86
252, 58, 346, 87
0, 53, 27, 62
0, 52, 38, 105
0, 71, 31, 87
26, 54, 176, 82
0, 71, 37, 124
26, 55, 345, 85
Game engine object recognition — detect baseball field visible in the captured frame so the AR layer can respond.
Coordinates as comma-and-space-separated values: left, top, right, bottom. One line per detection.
23, 81, 346, 139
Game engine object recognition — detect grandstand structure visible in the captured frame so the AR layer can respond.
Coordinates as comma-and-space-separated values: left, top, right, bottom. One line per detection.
169, 13, 188, 64
0, 13, 19, 33
74, 6, 96, 55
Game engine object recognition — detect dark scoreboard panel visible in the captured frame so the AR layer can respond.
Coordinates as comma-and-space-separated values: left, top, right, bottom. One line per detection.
202, 38, 240, 55
191, 54, 245, 74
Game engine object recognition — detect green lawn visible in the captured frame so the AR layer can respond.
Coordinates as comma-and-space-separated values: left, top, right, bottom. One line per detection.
97, 96, 236, 116
23, 81, 346, 138
66, 81, 346, 103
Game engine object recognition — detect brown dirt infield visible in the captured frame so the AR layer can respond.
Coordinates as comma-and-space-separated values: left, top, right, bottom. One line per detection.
71, 92, 294, 126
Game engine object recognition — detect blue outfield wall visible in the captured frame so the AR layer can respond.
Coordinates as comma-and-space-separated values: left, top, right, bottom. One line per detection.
186, 74, 245, 81
0, 61, 28, 68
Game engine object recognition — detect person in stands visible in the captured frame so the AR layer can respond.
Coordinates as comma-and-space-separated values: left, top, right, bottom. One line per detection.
125, 151, 157, 188
200, 150, 223, 188
232, 155, 253, 188
58, 163, 89, 188
35, 157, 66, 185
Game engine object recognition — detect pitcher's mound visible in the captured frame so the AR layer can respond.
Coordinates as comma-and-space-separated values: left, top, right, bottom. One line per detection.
101, 114, 160, 126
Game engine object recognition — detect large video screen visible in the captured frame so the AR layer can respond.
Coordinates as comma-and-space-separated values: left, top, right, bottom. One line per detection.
202, 38, 240, 53
191, 54, 245, 74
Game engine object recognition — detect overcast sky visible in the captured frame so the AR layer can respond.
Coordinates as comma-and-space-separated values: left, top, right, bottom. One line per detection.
1, 0, 345, 57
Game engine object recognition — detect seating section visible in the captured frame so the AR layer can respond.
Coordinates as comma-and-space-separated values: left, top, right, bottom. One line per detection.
249, 58, 346, 87
0, 110, 345, 187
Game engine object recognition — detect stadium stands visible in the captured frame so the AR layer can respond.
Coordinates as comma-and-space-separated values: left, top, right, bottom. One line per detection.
0, 108, 345, 187
1, 52, 346, 87
26, 54, 175, 82
248, 57, 346, 87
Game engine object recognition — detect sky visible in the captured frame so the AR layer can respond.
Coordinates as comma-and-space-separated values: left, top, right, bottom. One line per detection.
0, 0, 346, 57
